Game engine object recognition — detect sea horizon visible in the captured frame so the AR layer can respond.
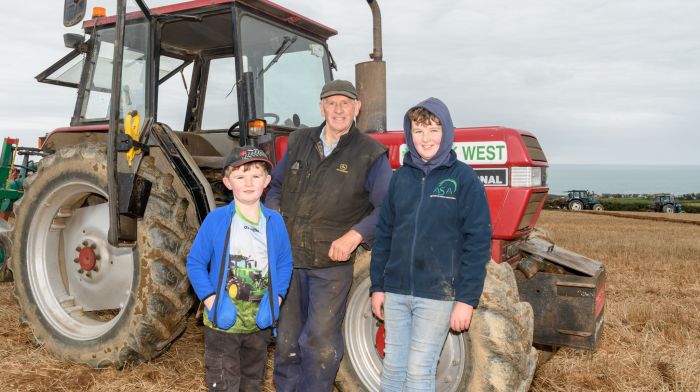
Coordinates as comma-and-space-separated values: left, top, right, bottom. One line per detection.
546, 164, 700, 196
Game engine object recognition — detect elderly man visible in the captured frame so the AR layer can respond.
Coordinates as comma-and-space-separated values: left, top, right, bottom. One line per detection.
266, 80, 392, 391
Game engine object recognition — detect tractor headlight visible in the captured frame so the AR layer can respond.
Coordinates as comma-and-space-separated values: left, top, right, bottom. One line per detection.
511, 166, 547, 187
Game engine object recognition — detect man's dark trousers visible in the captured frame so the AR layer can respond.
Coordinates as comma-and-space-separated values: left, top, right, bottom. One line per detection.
274, 262, 354, 392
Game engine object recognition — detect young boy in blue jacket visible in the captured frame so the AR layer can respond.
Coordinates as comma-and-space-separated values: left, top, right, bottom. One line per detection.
370, 98, 492, 391
187, 146, 293, 392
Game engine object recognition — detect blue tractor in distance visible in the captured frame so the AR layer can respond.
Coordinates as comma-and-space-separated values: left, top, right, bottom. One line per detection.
565, 190, 604, 211
649, 194, 683, 213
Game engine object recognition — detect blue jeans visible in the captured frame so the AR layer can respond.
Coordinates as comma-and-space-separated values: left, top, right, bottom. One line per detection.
381, 293, 454, 392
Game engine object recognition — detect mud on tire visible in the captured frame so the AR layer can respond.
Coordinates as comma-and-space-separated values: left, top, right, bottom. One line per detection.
8, 143, 196, 367
336, 254, 536, 392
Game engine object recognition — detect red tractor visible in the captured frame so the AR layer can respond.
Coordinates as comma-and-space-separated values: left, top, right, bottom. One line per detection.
2, 1, 605, 391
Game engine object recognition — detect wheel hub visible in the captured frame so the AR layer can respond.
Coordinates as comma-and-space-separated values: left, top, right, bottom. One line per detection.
375, 324, 386, 358
75, 240, 100, 275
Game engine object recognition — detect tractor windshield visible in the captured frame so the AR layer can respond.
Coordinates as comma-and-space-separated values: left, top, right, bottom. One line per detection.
240, 15, 331, 129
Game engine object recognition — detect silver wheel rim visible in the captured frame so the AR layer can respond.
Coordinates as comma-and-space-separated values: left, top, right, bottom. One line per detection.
571, 202, 582, 211
27, 179, 134, 340
344, 277, 467, 392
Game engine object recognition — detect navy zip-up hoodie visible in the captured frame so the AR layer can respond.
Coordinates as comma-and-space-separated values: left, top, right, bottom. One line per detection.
369, 98, 492, 307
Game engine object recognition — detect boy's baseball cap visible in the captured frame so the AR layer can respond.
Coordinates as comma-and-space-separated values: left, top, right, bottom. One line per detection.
320, 79, 357, 100
222, 146, 272, 174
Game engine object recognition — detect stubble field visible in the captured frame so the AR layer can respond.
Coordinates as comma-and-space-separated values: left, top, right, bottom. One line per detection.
0, 210, 698, 391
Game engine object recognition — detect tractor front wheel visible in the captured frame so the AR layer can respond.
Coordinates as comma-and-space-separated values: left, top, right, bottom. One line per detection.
9, 143, 195, 367
592, 204, 604, 211
336, 251, 536, 392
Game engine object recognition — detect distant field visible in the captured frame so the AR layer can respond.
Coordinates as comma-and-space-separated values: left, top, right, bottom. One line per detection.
598, 197, 649, 204
585, 210, 700, 223
599, 197, 700, 206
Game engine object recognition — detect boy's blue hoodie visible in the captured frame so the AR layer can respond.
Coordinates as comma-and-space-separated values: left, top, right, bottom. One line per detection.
370, 97, 492, 307
187, 202, 293, 333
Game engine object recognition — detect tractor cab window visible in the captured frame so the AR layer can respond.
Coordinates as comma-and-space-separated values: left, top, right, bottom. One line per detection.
201, 57, 239, 130
78, 22, 151, 126
240, 15, 330, 129
155, 56, 191, 130
80, 27, 116, 121
118, 21, 150, 136
36, 49, 85, 88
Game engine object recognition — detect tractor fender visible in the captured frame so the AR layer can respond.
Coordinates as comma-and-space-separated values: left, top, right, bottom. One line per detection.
41, 125, 109, 152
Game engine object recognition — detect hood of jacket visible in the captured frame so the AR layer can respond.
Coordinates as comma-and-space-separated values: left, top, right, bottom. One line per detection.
403, 97, 455, 174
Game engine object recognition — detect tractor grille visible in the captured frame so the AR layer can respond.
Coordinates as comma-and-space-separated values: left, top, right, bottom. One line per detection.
521, 135, 547, 162
518, 191, 547, 230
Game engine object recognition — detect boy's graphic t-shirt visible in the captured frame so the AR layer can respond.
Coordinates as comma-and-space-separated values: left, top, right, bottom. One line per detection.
204, 206, 269, 333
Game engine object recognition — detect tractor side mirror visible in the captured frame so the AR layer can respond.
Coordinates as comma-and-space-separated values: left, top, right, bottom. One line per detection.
63, 33, 85, 50
64, 0, 87, 27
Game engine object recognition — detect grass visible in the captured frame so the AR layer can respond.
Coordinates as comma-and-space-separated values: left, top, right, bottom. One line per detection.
0, 210, 698, 391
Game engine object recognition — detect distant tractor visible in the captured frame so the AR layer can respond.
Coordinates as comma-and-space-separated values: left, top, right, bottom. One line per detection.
565, 190, 604, 211
649, 194, 683, 213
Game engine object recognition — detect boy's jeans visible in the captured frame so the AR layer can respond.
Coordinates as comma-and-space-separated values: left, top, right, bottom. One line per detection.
381, 293, 453, 392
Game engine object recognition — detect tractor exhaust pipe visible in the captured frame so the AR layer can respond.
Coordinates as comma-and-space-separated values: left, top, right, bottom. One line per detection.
355, 0, 386, 133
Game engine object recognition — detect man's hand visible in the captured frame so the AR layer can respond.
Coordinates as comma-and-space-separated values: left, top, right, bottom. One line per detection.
203, 295, 216, 311
371, 292, 385, 320
450, 301, 474, 332
328, 229, 363, 261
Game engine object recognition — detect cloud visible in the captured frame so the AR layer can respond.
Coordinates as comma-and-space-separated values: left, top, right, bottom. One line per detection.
0, 0, 698, 165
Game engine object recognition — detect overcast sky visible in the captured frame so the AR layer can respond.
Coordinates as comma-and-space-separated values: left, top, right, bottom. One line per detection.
0, 1, 698, 165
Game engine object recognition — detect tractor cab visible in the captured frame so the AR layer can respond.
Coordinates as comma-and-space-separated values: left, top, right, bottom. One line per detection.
38, 0, 336, 243
42, 1, 334, 139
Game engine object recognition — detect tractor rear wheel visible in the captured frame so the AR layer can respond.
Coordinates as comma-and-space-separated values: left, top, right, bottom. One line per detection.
592, 204, 604, 211
336, 251, 536, 392
568, 200, 584, 211
663, 204, 674, 213
9, 143, 196, 367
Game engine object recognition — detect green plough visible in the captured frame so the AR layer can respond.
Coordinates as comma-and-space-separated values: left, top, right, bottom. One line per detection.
0, 137, 44, 282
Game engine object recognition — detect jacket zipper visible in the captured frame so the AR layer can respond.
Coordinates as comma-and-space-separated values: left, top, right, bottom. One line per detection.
409, 175, 426, 295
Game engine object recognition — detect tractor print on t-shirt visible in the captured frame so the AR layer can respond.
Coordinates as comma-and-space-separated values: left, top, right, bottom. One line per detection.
227, 254, 269, 301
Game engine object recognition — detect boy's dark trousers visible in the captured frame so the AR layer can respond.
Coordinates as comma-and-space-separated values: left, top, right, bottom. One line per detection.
273, 263, 354, 392
204, 327, 271, 392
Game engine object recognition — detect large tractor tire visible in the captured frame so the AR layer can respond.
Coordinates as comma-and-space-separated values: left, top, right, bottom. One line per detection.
336, 251, 537, 392
663, 204, 674, 214
8, 143, 196, 367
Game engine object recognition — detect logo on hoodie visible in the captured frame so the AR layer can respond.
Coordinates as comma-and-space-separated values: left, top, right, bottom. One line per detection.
431, 178, 458, 200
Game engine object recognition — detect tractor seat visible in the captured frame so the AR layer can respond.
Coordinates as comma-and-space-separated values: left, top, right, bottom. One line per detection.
192, 155, 225, 169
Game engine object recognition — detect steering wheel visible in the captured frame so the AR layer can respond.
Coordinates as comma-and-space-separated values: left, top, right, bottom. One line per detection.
227, 113, 280, 138
263, 113, 280, 125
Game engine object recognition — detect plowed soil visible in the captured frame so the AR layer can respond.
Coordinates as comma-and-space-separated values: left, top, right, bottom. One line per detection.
0, 210, 698, 391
